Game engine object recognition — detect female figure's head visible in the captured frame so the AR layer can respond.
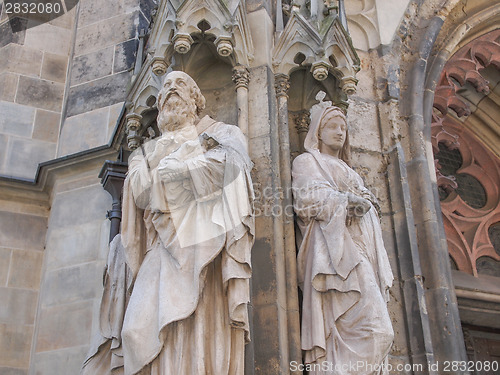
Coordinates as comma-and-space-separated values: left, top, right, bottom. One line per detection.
305, 105, 351, 165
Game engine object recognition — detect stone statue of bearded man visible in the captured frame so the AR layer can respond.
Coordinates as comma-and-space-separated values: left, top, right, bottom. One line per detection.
82, 71, 255, 375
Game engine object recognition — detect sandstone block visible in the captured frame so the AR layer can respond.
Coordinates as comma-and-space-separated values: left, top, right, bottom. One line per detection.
65, 71, 131, 117
0, 18, 27, 48
0, 248, 10, 286
0, 73, 19, 102
42, 262, 102, 307
78, 0, 124, 28
71, 47, 113, 86
16, 76, 64, 112
41, 53, 68, 83
0, 367, 27, 375
48, 184, 110, 228
32, 345, 88, 375
0, 44, 43, 77
0, 211, 47, 251
8, 249, 43, 289
36, 301, 93, 352
3, 137, 57, 179
24, 23, 72, 55
45, 222, 102, 271
57, 106, 109, 156
0, 288, 38, 325
113, 38, 138, 73
32, 109, 60, 143
0, 101, 35, 137
0, 323, 33, 368
74, 11, 144, 56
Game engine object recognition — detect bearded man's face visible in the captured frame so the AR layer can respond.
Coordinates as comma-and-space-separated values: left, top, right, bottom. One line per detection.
157, 72, 198, 133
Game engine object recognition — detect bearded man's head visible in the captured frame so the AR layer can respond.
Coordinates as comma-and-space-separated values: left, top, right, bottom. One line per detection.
157, 71, 206, 133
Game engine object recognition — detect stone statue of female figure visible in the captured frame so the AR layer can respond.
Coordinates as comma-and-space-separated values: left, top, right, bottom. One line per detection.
292, 94, 394, 374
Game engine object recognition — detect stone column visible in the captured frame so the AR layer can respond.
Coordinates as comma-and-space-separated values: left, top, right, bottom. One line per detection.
232, 65, 250, 140
294, 110, 310, 153
274, 73, 302, 373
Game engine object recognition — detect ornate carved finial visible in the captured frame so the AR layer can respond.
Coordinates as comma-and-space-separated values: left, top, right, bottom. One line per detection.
215, 36, 234, 57
126, 113, 143, 150
173, 33, 193, 54
311, 61, 331, 81
232, 65, 250, 89
341, 76, 358, 95
152, 57, 168, 76
295, 111, 311, 134
275, 74, 290, 98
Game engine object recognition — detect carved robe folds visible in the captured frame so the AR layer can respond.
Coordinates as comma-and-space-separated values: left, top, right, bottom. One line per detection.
83, 116, 254, 375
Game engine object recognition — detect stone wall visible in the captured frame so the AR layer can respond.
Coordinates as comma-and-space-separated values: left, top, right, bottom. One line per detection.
30, 167, 111, 374
0, 5, 75, 179
0, 197, 48, 374
58, 0, 156, 157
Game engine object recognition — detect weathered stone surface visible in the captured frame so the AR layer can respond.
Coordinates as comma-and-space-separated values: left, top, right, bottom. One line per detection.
48, 184, 109, 228
0, 211, 47, 251
24, 23, 72, 55
107, 102, 124, 140
65, 71, 131, 117
3, 137, 56, 179
32, 110, 60, 143
48, 5, 76, 29
45, 222, 102, 270
0, 134, 7, 171
41, 53, 68, 83
0, 17, 27, 48
71, 47, 114, 86
0, 248, 10, 286
113, 38, 138, 73
0, 288, 38, 325
58, 106, 110, 156
252, 304, 280, 373
347, 99, 382, 153
0, 101, 35, 137
42, 262, 103, 307
8, 250, 43, 289
74, 12, 143, 56
0, 367, 28, 375
36, 301, 93, 352
0, 44, 43, 77
0, 73, 18, 102
0, 323, 33, 368
78, 0, 125, 28
16, 76, 64, 112
33, 345, 88, 375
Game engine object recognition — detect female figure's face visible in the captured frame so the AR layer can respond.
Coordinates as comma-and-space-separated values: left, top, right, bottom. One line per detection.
318, 112, 346, 156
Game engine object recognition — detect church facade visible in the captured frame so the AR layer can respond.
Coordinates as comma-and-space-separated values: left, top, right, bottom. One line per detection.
0, 0, 499, 373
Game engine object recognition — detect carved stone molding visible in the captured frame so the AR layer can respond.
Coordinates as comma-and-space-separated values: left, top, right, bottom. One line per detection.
434, 30, 500, 119
294, 110, 310, 135
126, 113, 143, 150
275, 73, 290, 98
344, 0, 380, 51
232, 64, 249, 89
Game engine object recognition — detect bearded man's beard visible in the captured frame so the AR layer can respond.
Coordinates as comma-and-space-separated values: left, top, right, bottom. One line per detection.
157, 93, 198, 132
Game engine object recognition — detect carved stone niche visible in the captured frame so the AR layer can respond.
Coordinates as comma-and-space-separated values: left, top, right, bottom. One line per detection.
146, 0, 254, 77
